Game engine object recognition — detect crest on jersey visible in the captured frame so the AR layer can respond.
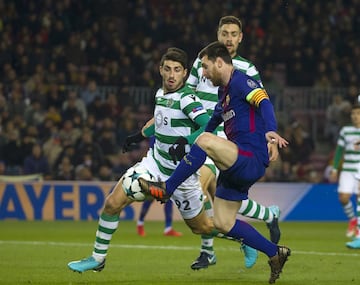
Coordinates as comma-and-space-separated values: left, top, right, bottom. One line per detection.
247, 79, 258, 89
222, 94, 230, 108
166, 99, 174, 107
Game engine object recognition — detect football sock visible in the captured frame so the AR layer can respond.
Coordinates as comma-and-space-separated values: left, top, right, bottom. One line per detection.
227, 219, 277, 257
238, 199, 274, 223
200, 200, 215, 254
343, 200, 355, 219
166, 144, 207, 195
92, 212, 119, 261
138, 200, 153, 223
164, 200, 173, 229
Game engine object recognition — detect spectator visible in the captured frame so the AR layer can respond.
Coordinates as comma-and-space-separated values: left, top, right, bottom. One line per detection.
54, 156, 75, 181
288, 122, 316, 181
324, 95, 351, 144
80, 79, 102, 106
23, 143, 51, 179
62, 90, 87, 121
2, 129, 24, 175
24, 99, 45, 126
74, 128, 105, 173
58, 119, 82, 146
43, 133, 63, 170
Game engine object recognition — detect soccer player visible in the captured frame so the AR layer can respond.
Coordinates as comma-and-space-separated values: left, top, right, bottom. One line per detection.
123, 135, 182, 237
329, 104, 360, 248
186, 15, 281, 270
139, 42, 291, 284
67, 47, 255, 274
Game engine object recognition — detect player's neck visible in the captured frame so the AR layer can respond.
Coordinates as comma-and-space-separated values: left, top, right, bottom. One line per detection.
222, 67, 235, 86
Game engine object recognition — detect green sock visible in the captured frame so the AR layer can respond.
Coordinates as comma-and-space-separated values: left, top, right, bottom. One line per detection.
92, 212, 119, 261
200, 200, 215, 254
238, 199, 274, 223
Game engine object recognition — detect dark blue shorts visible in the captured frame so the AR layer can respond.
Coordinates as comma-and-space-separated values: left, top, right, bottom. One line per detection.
215, 153, 266, 201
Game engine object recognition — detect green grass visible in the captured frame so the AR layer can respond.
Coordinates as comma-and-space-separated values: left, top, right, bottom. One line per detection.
1, 220, 360, 285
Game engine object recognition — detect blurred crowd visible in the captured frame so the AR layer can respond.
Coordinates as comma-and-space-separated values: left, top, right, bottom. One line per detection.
0, 0, 359, 182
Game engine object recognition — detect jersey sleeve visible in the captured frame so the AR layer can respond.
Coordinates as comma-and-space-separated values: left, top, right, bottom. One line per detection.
186, 58, 201, 89
205, 102, 223, 133
180, 92, 207, 122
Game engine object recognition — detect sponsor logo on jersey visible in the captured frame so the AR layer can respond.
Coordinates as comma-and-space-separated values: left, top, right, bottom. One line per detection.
155, 111, 163, 127
222, 109, 235, 122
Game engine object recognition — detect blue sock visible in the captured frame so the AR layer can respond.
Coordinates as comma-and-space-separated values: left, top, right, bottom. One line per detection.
138, 200, 153, 222
166, 144, 207, 195
227, 220, 278, 257
164, 200, 173, 228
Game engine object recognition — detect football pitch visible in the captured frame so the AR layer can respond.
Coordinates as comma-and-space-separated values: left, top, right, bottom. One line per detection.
1, 220, 359, 285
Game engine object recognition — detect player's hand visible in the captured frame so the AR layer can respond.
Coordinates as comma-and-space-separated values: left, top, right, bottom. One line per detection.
168, 137, 188, 164
265, 131, 289, 149
267, 142, 279, 161
122, 131, 146, 153
328, 169, 338, 183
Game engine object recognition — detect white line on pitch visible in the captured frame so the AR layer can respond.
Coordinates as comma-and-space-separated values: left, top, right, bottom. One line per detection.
0, 240, 359, 257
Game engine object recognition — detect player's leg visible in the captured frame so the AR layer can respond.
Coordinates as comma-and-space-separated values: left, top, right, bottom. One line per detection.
191, 165, 257, 269
338, 171, 357, 237
239, 199, 281, 243
137, 199, 153, 236
163, 200, 182, 236
139, 133, 236, 201
213, 196, 291, 284
346, 193, 360, 248
68, 178, 132, 273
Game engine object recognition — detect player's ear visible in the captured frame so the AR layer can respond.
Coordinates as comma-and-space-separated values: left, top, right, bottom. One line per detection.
238, 31, 243, 44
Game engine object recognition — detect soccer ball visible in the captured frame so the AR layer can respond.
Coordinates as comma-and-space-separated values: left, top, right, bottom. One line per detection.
122, 164, 155, 201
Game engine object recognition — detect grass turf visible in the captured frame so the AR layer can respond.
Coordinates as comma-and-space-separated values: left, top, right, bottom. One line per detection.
0, 220, 359, 285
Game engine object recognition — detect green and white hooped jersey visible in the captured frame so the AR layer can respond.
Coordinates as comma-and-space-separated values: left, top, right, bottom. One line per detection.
141, 85, 207, 190
336, 125, 360, 173
186, 55, 263, 137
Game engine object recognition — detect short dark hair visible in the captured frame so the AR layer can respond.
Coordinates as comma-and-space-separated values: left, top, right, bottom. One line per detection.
218, 15, 242, 31
198, 41, 232, 64
160, 47, 188, 69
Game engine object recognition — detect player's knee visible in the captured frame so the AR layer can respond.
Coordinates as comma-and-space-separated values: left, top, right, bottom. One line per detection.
338, 194, 349, 205
196, 133, 213, 151
192, 223, 213, 235
188, 219, 214, 235
104, 193, 126, 215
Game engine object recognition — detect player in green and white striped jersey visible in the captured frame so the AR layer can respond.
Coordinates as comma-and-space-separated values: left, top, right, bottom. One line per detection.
186, 16, 280, 270
329, 104, 360, 248
67, 47, 254, 274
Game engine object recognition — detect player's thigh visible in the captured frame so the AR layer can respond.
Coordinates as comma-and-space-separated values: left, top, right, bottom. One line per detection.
104, 178, 132, 214
184, 209, 214, 235
197, 133, 238, 170
213, 197, 241, 233
200, 164, 216, 200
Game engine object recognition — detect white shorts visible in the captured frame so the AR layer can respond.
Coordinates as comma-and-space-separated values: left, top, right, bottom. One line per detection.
139, 150, 204, 219
338, 171, 359, 195
171, 186, 204, 220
